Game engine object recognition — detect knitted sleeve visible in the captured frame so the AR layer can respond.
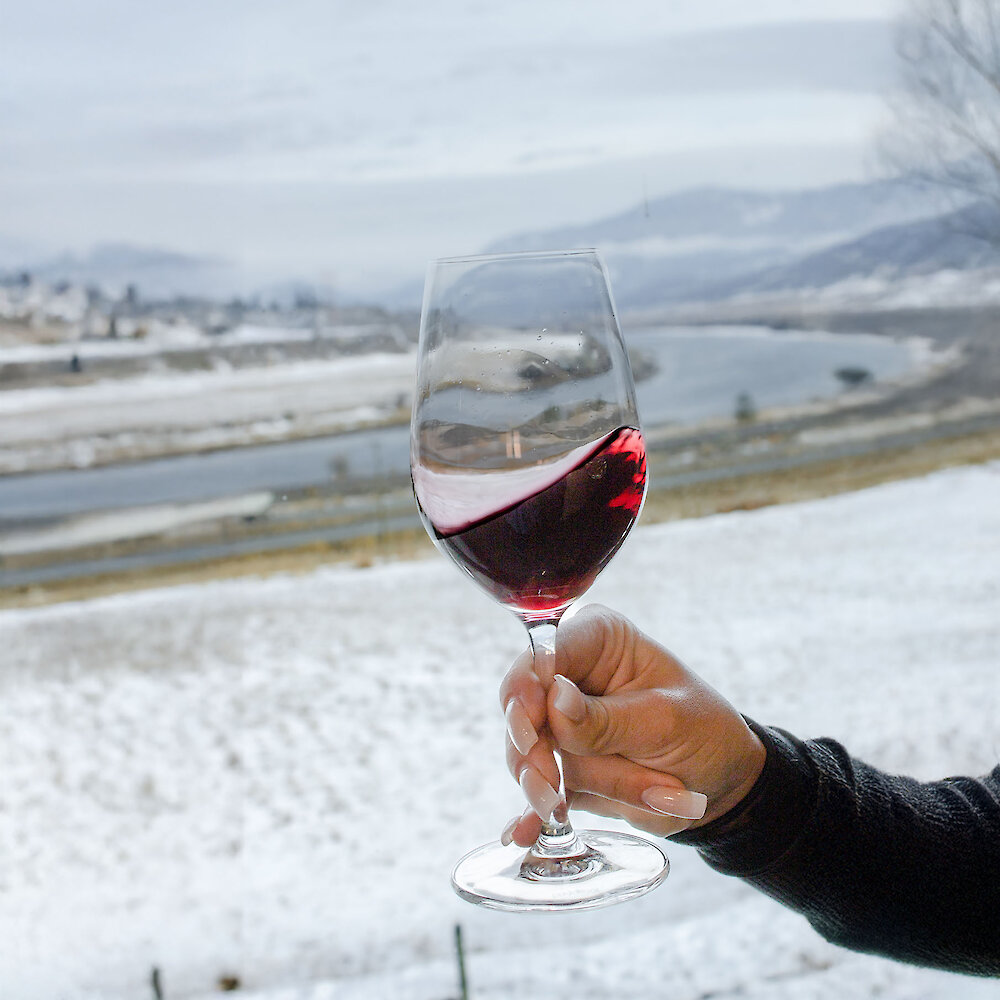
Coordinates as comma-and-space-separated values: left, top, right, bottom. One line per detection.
671, 720, 1000, 976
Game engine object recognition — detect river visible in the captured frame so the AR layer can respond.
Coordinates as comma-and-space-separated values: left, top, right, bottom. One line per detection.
0, 326, 920, 525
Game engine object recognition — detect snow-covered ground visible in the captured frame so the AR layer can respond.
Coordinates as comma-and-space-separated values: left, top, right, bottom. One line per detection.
0, 321, 399, 364
1, 462, 998, 999
0, 351, 416, 473
720, 266, 1000, 315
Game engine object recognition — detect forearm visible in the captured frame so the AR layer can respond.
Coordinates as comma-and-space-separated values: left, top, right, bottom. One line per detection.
673, 721, 1000, 976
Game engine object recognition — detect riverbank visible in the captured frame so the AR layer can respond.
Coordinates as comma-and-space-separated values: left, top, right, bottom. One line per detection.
0, 350, 418, 475
0, 313, 956, 476
3, 306, 1000, 602
5, 419, 1000, 609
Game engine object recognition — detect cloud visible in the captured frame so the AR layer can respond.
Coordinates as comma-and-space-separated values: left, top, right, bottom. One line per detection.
3, 5, 894, 184
609, 20, 894, 96
0, 1, 901, 289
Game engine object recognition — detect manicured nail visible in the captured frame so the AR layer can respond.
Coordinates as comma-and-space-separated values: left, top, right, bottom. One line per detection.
553, 674, 587, 721
500, 815, 519, 846
505, 698, 538, 755
500, 807, 534, 846
641, 786, 708, 820
519, 765, 561, 822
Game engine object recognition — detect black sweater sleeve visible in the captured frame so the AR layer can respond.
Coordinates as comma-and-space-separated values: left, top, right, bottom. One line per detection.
671, 720, 1000, 976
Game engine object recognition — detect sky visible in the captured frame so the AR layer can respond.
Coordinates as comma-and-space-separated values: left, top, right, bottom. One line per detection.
1, 0, 905, 297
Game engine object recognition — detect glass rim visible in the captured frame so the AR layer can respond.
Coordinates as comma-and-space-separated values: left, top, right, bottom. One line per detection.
429, 247, 601, 266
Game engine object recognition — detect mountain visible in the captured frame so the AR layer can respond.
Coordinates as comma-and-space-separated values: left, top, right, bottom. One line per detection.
487, 179, 942, 252
707, 201, 1000, 299
481, 178, 975, 312
8, 179, 992, 312
12, 242, 247, 300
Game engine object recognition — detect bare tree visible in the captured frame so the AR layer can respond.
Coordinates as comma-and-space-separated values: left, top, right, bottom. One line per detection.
881, 0, 1000, 235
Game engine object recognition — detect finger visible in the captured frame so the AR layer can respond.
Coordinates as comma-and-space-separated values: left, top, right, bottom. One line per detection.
500, 649, 547, 754
501, 648, 559, 811
499, 654, 562, 825
570, 792, 696, 839
552, 604, 637, 693
500, 806, 542, 849
504, 727, 566, 825
500, 784, 696, 847
549, 673, 682, 761
499, 788, 587, 848
554, 604, 685, 695
561, 751, 707, 822
505, 724, 561, 787
502, 734, 566, 825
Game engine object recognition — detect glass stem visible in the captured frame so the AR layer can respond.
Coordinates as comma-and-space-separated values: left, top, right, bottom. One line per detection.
526, 621, 585, 855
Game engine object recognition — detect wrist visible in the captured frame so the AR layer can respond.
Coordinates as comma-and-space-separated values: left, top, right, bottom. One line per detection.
692, 720, 767, 829
670, 721, 819, 872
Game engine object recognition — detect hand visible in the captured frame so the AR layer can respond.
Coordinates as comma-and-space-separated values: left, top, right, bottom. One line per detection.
499, 605, 766, 848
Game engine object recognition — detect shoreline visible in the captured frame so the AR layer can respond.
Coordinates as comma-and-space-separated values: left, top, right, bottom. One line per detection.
0, 316, 964, 477
4, 420, 1000, 610
3, 305, 1000, 603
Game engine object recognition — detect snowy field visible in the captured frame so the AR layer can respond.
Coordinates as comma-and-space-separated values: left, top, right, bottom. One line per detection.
1, 462, 998, 999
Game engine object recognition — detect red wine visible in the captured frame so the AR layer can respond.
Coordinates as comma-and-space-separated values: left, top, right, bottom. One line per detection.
417, 427, 646, 620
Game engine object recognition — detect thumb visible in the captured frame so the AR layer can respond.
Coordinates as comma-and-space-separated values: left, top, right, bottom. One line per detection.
549, 673, 676, 760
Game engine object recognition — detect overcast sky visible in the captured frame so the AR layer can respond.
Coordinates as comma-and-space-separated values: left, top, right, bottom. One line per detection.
1, 0, 905, 296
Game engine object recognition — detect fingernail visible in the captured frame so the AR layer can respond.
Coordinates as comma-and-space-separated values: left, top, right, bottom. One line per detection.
505, 698, 538, 755
500, 807, 533, 846
519, 765, 561, 822
552, 674, 586, 722
500, 815, 518, 846
641, 786, 708, 820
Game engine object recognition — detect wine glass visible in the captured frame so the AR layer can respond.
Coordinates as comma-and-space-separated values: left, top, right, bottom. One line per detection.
410, 249, 668, 911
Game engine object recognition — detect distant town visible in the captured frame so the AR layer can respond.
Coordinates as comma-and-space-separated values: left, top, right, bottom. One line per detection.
0, 270, 419, 388
0, 271, 418, 370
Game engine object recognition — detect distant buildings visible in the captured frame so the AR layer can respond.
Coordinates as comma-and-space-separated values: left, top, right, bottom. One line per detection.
0, 273, 417, 361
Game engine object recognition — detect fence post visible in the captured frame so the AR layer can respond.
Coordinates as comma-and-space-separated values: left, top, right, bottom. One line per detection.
454, 923, 469, 1000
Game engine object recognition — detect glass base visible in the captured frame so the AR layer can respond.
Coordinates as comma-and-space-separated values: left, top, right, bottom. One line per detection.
451, 830, 669, 912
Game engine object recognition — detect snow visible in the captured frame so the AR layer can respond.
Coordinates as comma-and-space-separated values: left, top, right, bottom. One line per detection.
0, 322, 398, 366
0, 493, 275, 556
796, 397, 1000, 449
1, 462, 998, 999
0, 352, 414, 421
0, 282, 89, 326
0, 352, 416, 473
600, 230, 856, 259
722, 265, 1000, 314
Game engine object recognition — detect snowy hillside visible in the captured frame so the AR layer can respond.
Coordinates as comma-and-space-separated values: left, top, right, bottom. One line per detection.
483, 178, 955, 310
489, 179, 941, 254
713, 202, 1000, 299
478, 178, 1000, 313
1, 461, 998, 999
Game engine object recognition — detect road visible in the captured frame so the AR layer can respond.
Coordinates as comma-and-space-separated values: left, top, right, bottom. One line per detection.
4, 403, 999, 591
2, 314, 996, 591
